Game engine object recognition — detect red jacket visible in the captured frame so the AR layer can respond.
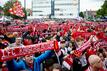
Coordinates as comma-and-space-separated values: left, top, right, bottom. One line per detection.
2, 67, 8, 71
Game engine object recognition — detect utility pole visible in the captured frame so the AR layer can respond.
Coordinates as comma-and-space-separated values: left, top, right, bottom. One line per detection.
31, 0, 33, 16
51, 0, 55, 19
78, 0, 80, 17
24, 0, 26, 10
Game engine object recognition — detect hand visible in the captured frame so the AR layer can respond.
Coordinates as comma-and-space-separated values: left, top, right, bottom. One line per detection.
89, 35, 94, 41
2, 63, 6, 67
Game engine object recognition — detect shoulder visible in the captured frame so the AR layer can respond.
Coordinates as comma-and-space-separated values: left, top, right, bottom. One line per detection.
8, 43, 15, 47
85, 67, 91, 71
18, 59, 26, 65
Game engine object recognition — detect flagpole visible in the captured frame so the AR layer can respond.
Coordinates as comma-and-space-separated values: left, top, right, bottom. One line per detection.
24, 0, 26, 9
24, 0, 27, 19
78, 0, 80, 17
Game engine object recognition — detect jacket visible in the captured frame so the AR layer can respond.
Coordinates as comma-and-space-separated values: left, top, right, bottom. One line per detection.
6, 50, 53, 71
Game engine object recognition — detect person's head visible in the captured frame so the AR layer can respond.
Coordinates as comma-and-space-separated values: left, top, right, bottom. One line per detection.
98, 53, 104, 61
13, 32, 18, 37
23, 38, 32, 45
0, 38, 2, 42
97, 52, 106, 61
51, 63, 62, 71
88, 55, 103, 69
15, 37, 22, 45
76, 36, 84, 47
28, 25, 33, 32
98, 48, 104, 53
44, 58, 55, 71
0, 35, 4, 42
24, 55, 34, 64
57, 32, 60, 36
65, 41, 69, 47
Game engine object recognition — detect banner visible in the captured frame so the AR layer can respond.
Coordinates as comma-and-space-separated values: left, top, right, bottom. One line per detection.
6, 26, 28, 32
95, 41, 107, 48
0, 41, 59, 62
63, 36, 94, 65
1, 22, 106, 33
77, 40, 91, 52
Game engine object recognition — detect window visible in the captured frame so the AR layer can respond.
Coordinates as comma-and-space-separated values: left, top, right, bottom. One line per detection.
55, 3, 72, 5
59, 13, 63, 16
39, 14, 43, 16
70, 13, 73, 15
33, 11, 43, 12
55, 8, 60, 11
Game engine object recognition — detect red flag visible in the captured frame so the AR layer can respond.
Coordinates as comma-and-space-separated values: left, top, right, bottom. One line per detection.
54, 41, 59, 51
9, 0, 25, 17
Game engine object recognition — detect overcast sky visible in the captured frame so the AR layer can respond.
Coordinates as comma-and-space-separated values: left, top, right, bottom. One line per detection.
0, 0, 105, 11
80, 0, 104, 11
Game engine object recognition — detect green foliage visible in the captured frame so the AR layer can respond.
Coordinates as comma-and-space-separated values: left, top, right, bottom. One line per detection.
96, 0, 107, 17
23, 8, 27, 19
3, 1, 13, 16
0, 6, 3, 10
0, 6, 3, 16
79, 12, 84, 18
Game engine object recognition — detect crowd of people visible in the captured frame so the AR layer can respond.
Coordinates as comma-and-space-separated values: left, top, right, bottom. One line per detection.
0, 20, 107, 71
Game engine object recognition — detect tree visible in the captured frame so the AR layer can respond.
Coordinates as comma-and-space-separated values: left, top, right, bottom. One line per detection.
23, 8, 27, 19
26, 9, 32, 16
79, 12, 84, 18
3, 1, 13, 16
96, 0, 107, 17
0, 6, 3, 10
0, 6, 3, 16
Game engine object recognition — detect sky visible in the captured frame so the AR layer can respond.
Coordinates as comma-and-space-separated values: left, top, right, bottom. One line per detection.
80, 0, 104, 11
0, 0, 105, 11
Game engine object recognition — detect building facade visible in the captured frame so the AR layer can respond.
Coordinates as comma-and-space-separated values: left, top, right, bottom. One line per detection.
54, 0, 79, 18
32, 0, 51, 18
83, 10, 97, 21
32, 0, 80, 18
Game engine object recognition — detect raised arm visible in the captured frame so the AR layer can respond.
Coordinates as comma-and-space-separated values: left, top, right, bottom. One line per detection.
34, 50, 53, 63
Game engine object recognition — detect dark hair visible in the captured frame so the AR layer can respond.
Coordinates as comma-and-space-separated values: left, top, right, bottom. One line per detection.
51, 63, 62, 71
98, 48, 104, 53
97, 52, 106, 58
